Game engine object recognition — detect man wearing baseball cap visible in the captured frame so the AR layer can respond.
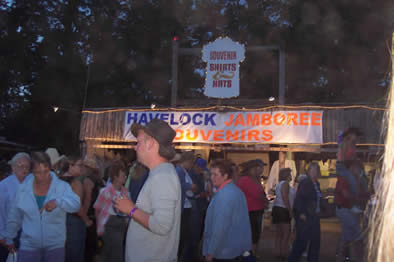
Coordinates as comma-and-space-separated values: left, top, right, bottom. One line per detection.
115, 119, 181, 262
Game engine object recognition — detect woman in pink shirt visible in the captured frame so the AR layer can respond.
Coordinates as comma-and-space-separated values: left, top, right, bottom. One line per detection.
237, 159, 269, 255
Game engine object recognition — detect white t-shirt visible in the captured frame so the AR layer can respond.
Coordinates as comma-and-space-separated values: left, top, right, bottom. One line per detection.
273, 181, 295, 209
266, 160, 297, 195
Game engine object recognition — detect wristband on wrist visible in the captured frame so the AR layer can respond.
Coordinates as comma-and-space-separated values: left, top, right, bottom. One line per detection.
129, 207, 138, 218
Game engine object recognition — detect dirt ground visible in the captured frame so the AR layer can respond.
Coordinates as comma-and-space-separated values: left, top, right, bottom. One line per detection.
96, 216, 350, 262
257, 217, 343, 262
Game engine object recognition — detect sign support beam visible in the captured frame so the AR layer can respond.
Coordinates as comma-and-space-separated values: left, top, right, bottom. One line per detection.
171, 44, 285, 107
171, 39, 179, 107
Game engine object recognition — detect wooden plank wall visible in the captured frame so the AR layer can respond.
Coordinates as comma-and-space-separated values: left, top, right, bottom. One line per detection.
80, 108, 385, 145
323, 108, 384, 144
80, 110, 126, 141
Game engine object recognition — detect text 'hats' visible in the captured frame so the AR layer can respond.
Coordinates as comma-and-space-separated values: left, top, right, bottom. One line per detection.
130, 119, 176, 160
194, 157, 209, 172
45, 148, 66, 166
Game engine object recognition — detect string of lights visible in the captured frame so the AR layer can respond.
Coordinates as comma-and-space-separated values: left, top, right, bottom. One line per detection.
82, 104, 387, 114
83, 137, 384, 147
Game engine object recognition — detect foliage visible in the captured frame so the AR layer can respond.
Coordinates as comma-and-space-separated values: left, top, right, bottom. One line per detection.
0, 0, 392, 153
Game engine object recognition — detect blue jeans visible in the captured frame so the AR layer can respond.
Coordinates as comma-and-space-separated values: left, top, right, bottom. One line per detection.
0, 245, 8, 262
18, 247, 65, 262
101, 216, 127, 262
288, 216, 320, 262
336, 207, 361, 242
65, 215, 86, 262
180, 202, 203, 262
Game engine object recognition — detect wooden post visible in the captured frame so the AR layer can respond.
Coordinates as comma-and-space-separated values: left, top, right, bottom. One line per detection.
171, 39, 179, 107
279, 48, 287, 165
279, 48, 286, 105
387, 32, 394, 163
279, 151, 286, 169
392, 33, 394, 83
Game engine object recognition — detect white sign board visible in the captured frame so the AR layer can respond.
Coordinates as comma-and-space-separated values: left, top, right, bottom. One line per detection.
202, 37, 245, 98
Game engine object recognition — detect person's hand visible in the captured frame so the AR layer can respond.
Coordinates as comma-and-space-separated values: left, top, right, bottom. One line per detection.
205, 254, 213, 262
7, 243, 16, 253
299, 214, 307, 221
85, 218, 93, 227
267, 194, 275, 201
191, 184, 198, 193
199, 192, 207, 198
114, 195, 134, 216
289, 209, 294, 219
40, 199, 57, 213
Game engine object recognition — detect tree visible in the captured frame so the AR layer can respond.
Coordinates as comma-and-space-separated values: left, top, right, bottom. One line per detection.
0, 0, 392, 153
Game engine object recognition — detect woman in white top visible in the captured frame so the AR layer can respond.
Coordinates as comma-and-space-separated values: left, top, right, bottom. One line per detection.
272, 168, 295, 259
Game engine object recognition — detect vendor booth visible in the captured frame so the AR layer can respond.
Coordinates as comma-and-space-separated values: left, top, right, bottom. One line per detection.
79, 104, 385, 217
80, 105, 384, 173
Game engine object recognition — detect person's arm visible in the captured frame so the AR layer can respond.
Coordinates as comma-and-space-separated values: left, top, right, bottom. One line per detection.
83, 178, 94, 212
5, 191, 23, 246
176, 167, 192, 192
70, 180, 88, 221
115, 173, 179, 235
294, 180, 309, 219
93, 189, 105, 217
176, 166, 185, 184
93, 189, 107, 234
147, 173, 180, 235
79, 178, 94, 226
0, 183, 8, 241
299, 180, 322, 218
281, 182, 291, 211
55, 182, 81, 213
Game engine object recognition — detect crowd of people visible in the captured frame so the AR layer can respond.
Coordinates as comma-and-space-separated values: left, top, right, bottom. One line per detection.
0, 119, 378, 262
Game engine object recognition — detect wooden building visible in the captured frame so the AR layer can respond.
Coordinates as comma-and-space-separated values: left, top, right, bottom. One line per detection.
79, 104, 385, 210
80, 105, 385, 168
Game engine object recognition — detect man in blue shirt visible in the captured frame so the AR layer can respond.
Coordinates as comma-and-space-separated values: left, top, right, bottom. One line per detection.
203, 159, 252, 262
